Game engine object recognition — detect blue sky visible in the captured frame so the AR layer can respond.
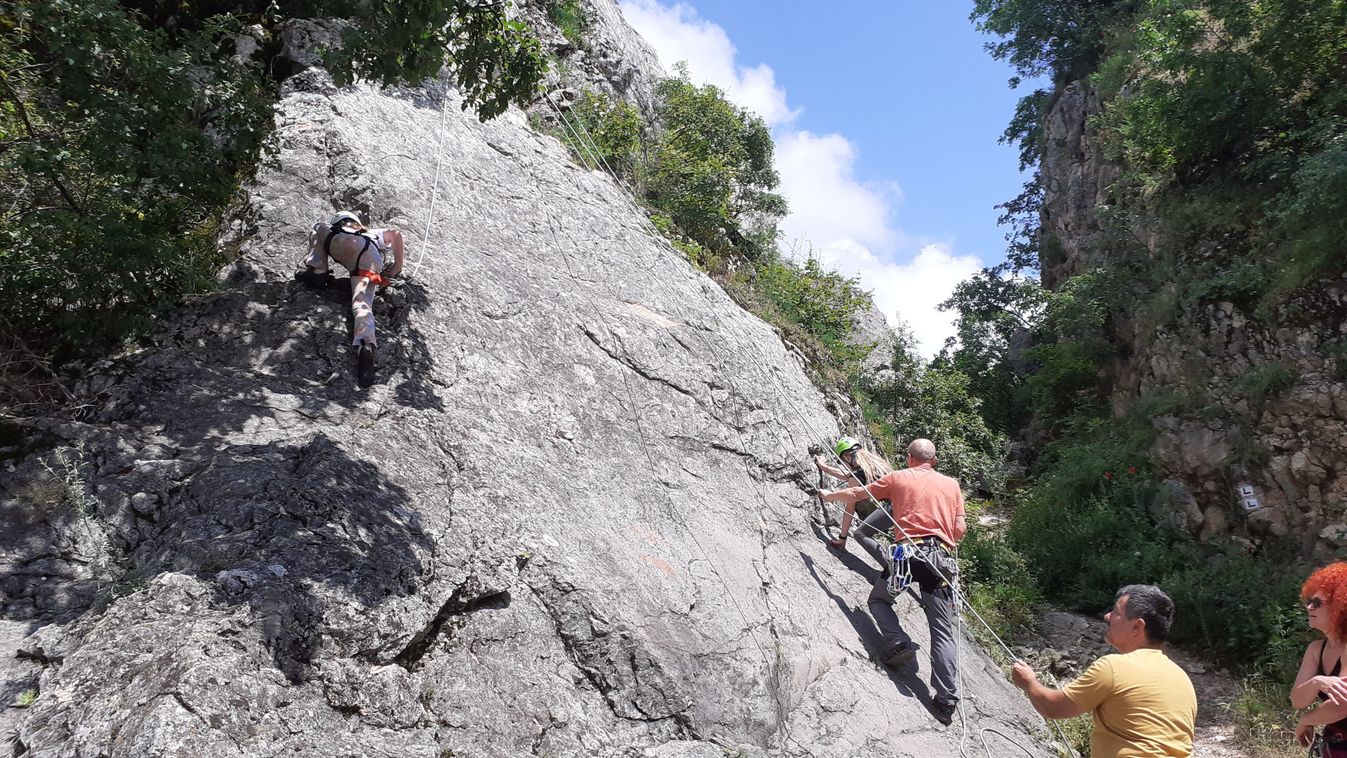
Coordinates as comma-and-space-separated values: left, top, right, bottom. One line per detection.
618, 1, 1034, 354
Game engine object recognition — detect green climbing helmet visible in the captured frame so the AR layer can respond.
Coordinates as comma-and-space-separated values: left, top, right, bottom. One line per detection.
833, 436, 862, 458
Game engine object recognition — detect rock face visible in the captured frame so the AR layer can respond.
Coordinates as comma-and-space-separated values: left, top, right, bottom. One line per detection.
1038, 81, 1121, 291
523, 0, 666, 118
0, 3, 1052, 756
1039, 80, 1347, 560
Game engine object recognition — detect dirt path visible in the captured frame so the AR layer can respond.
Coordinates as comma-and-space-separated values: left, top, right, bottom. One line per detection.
1015, 610, 1245, 758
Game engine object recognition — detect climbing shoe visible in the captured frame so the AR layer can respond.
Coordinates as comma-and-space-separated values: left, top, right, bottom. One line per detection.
356, 341, 375, 388
932, 698, 957, 726
295, 268, 334, 289
881, 643, 916, 668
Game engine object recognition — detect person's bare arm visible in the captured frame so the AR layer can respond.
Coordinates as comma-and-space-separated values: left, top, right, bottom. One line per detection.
831, 502, 856, 547
1011, 661, 1087, 720
383, 230, 405, 278
1291, 642, 1347, 708
821, 485, 869, 505
815, 459, 850, 480
1301, 700, 1347, 726
953, 491, 968, 544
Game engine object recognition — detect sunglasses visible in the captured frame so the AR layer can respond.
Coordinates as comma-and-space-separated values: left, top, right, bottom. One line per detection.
1307, 597, 1325, 610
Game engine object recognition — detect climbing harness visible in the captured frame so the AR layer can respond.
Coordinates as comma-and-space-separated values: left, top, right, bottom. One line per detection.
540, 92, 1070, 757
323, 220, 385, 281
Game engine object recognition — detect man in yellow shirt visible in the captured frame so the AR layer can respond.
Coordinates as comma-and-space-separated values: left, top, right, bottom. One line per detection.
1010, 584, 1197, 758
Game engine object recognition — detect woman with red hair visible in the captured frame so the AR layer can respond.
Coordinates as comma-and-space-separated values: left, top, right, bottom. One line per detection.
1292, 561, 1347, 756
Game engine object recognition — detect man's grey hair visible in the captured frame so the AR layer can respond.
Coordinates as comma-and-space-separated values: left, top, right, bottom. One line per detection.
907, 438, 937, 463
1116, 584, 1176, 642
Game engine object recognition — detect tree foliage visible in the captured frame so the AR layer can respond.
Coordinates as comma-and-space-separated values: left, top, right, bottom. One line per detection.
755, 256, 871, 373
1, 0, 546, 363
861, 329, 1009, 495
648, 71, 787, 263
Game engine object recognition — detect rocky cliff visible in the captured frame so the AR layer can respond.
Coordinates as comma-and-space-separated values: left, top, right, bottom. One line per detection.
1040, 80, 1347, 560
0, 3, 1053, 756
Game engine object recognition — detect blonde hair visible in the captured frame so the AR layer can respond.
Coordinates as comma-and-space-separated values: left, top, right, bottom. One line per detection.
850, 448, 893, 483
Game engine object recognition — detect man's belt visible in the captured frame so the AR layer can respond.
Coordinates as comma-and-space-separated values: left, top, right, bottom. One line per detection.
907, 535, 952, 554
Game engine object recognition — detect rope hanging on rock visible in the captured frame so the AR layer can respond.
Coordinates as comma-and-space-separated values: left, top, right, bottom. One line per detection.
541, 88, 1074, 757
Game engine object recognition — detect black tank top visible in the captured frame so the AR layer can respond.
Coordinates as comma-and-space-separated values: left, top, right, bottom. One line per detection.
1318, 640, 1342, 687
1317, 640, 1347, 734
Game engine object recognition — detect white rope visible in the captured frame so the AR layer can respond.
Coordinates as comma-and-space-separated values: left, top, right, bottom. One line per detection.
537, 91, 835, 756
406, 84, 454, 281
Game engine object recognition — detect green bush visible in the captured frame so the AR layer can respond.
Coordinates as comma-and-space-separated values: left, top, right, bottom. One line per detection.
555, 92, 643, 179
648, 72, 787, 263
755, 257, 871, 372
1005, 408, 1313, 678
860, 334, 1011, 494
544, 0, 588, 47
960, 511, 1042, 641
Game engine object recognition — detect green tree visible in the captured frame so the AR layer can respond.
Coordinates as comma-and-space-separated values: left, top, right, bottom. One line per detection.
937, 269, 1046, 434
861, 330, 1009, 494
648, 70, 786, 262
755, 256, 871, 372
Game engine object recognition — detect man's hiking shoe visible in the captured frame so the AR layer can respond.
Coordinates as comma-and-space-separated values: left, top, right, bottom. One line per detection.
881, 643, 916, 668
356, 342, 375, 388
932, 699, 957, 726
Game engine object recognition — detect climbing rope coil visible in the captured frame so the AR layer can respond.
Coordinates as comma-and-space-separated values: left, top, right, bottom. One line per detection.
393, 86, 1072, 757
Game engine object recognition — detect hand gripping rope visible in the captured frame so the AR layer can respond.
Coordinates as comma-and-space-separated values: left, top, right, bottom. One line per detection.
539, 90, 1074, 758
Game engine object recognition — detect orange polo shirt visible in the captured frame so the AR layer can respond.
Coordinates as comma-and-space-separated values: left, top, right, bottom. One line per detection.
834, 465, 966, 547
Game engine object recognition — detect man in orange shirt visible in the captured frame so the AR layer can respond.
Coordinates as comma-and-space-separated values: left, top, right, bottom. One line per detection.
821, 438, 967, 724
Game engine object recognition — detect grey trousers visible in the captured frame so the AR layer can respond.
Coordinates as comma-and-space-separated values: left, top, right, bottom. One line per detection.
867, 565, 959, 704
853, 507, 892, 569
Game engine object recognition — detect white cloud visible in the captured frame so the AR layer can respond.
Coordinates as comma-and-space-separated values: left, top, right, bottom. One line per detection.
618, 0, 795, 127
618, 0, 983, 356
775, 131, 903, 255
814, 243, 983, 358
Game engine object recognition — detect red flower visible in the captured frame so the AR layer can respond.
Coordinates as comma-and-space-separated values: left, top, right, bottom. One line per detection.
1104, 471, 1113, 479
1127, 467, 1138, 475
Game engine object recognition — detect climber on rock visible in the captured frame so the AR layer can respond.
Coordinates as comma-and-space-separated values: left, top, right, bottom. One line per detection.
1011, 585, 1197, 758
814, 436, 893, 570
297, 211, 405, 389
820, 438, 966, 725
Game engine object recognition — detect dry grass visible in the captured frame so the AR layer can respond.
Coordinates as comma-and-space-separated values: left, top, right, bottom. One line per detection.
1230, 677, 1304, 758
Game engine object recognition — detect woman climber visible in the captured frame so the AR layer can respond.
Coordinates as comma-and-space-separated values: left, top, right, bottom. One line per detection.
1291, 561, 1347, 757
296, 211, 405, 388
814, 437, 893, 570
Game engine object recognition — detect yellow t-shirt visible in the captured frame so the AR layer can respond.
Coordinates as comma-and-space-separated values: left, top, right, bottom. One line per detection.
1061, 648, 1197, 758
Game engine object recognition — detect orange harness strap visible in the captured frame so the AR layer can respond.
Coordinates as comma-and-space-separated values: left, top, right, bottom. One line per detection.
353, 269, 386, 287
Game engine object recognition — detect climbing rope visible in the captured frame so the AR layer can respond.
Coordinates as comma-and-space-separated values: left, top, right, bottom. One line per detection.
540, 91, 838, 756
515, 147, 821, 751
542, 90, 1074, 757
406, 82, 454, 282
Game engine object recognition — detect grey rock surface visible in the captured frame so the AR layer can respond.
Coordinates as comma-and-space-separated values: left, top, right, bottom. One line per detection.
526, 0, 666, 119
1, 13, 1054, 758
1038, 81, 1121, 291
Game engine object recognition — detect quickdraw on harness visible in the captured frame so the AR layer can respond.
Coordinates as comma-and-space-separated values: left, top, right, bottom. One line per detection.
325, 222, 386, 286
887, 537, 956, 597
887, 542, 914, 597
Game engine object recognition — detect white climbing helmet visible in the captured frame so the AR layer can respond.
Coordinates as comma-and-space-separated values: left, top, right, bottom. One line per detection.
330, 210, 362, 227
